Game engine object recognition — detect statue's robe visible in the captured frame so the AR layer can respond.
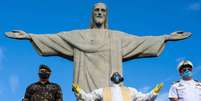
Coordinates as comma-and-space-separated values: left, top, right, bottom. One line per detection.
30, 29, 166, 92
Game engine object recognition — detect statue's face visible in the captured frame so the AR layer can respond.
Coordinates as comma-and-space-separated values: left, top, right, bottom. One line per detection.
93, 3, 107, 25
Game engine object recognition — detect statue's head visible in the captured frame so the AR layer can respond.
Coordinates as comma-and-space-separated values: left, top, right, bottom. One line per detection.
90, 3, 108, 29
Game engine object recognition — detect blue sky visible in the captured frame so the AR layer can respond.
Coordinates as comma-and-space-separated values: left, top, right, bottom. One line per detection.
0, 0, 201, 101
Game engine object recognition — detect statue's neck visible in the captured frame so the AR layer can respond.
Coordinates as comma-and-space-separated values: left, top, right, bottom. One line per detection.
93, 23, 105, 29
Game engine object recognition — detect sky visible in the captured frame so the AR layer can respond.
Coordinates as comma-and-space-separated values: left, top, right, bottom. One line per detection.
0, 0, 201, 101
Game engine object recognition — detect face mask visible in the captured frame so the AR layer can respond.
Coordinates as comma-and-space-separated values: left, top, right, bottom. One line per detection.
39, 72, 50, 79
181, 69, 192, 79
111, 72, 124, 84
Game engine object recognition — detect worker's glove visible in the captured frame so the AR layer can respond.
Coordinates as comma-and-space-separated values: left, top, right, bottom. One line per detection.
152, 82, 164, 94
72, 83, 81, 94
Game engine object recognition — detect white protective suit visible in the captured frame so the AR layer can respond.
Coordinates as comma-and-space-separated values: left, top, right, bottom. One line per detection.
77, 84, 157, 101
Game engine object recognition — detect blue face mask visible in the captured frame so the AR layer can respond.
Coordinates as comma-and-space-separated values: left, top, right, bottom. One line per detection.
181, 69, 192, 79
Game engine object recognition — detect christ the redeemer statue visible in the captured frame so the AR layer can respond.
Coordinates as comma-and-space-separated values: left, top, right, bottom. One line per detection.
5, 3, 191, 93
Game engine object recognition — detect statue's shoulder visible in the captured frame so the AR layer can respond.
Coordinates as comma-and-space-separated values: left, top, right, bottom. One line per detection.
62, 29, 86, 33
109, 29, 127, 34
79, 29, 127, 35
108, 29, 129, 37
58, 29, 87, 36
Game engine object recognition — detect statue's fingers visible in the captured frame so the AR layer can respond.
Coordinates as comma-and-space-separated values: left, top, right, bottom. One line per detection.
5, 32, 10, 37
177, 31, 184, 34
12, 30, 24, 33
182, 32, 192, 38
5, 32, 16, 38
186, 32, 192, 37
12, 30, 20, 33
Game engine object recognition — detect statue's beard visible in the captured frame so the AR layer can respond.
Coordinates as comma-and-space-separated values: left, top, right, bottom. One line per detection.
94, 17, 105, 24
91, 15, 107, 29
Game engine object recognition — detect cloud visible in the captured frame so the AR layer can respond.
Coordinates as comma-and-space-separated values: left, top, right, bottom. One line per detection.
155, 92, 169, 101
188, 3, 201, 11
9, 75, 20, 93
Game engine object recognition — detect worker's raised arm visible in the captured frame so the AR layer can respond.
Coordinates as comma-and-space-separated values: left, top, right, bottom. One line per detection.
130, 82, 164, 101
72, 83, 102, 101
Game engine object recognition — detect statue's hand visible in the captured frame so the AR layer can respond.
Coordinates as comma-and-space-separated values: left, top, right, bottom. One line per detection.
5, 30, 30, 39
166, 31, 192, 41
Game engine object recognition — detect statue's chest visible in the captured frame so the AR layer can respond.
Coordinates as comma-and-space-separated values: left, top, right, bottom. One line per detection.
84, 31, 110, 45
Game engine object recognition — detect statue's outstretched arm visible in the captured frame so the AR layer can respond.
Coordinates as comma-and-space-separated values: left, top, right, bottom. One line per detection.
165, 31, 192, 41
5, 30, 31, 40
5, 30, 74, 58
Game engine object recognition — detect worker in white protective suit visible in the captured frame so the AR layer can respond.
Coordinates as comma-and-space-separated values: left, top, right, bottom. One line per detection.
72, 72, 164, 101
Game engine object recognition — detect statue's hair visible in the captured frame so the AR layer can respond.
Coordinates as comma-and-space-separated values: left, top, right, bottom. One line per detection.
90, 3, 108, 29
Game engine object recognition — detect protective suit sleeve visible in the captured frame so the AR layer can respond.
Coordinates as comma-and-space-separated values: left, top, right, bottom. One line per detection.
129, 87, 157, 101
77, 88, 103, 101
